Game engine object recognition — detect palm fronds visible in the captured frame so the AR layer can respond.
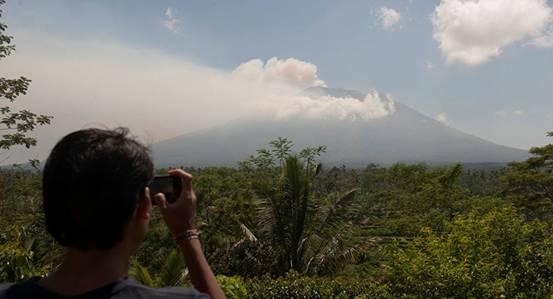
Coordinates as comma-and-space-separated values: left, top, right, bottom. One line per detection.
240, 223, 258, 243
129, 249, 187, 288
129, 259, 156, 287
159, 249, 187, 287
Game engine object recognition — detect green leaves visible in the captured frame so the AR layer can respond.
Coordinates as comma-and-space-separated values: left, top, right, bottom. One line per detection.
159, 250, 186, 287
0, 2, 53, 155
0, 2, 15, 60
244, 271, 391, 299
385, 206, 553, 298
502, 132, 553, 220
216, 275, 248, 299
0, 107, 53, 149
269, 137, 293, 165
129, 260, 156, 287
0, 77, 31, 102
130, 249, 186, 288
240, 138, 326, 173
299, 145, 327, 170
0, 223, 51, 282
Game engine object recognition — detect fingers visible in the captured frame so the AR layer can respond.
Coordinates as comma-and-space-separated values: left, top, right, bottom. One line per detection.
157, 169, 197, 234
168, 168, 193, 194
144, 187, 151, 202
154, 193, 168, 210
144, 187, 153, 207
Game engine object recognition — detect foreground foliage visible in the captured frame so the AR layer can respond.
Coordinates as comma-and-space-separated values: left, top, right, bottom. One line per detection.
2, 133, 553, 298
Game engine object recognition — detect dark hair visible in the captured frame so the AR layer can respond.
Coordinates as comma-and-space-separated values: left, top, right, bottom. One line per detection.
42, 127, 154, 250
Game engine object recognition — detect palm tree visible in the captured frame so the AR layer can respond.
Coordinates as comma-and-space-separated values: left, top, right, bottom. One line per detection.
256, 155, 365, 275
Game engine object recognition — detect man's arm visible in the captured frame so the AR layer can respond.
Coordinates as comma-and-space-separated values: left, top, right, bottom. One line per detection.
177, 238, 222, 297
154, 169, 226, 299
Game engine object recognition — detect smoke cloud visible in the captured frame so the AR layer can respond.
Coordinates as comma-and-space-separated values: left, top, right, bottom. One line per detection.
1, 31, 395, 163
233, 57, 326, 89
250, 93, 395, 121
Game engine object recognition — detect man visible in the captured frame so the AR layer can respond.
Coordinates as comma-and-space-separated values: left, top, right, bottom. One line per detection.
0, 128, 225, 299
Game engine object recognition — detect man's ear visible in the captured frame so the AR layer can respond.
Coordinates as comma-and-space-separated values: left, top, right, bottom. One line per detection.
136, 187, 152, 220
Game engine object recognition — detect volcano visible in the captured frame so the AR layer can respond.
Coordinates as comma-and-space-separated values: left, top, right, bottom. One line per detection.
153, 87, 528, 167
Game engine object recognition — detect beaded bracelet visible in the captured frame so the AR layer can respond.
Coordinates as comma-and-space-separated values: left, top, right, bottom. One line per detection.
175, 229, 200, 242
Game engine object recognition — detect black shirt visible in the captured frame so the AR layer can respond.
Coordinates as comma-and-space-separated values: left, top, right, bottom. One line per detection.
0, 278, 210, 299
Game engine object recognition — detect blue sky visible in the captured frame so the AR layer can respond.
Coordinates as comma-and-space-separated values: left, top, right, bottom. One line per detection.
2, 0, 553, 161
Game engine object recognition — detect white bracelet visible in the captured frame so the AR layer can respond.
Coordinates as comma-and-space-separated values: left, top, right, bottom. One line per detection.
175, 229, 200, 241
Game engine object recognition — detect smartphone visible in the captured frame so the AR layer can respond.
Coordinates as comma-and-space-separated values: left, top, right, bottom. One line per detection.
149, 175, 182, 204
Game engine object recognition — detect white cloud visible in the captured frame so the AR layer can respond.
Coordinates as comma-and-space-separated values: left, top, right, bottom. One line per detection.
162, 7, 179, 33
432, 0, 553, 66
436, 112, 449, 125
426, 62, 435, 70
232, 57, 326, 89
378, 7, 401, 30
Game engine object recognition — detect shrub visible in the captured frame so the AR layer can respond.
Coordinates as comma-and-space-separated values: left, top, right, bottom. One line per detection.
216, 275, 248, 299
384, 206, 553, 298
245, 271, 391, 299
0, 225, 47, 282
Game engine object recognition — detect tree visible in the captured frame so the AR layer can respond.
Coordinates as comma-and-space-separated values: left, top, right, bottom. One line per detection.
502, 132, 553, 220
359, 163, 472, 239
243, 139, 363, 275
385, 206, 553, 298
0, 0, 52, 158
269, 137, 293, 166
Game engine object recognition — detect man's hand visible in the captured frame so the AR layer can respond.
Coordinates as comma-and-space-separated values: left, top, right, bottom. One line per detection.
154, 169, 197, 236
153, 169, 226, 298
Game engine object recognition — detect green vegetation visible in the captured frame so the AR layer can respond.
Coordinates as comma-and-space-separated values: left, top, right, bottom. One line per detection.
2, 133, 553, 298
0, 1, 55, 278
0, 0, 52, 161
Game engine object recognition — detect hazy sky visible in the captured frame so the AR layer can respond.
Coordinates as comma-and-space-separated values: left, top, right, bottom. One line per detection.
2, 0, 553, 164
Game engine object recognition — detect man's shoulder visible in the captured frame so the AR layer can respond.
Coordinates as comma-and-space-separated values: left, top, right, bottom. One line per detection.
0, 279, 210, 299
0, 283, 14, 299
0, 283, 14, 291
117, 280, 210, 299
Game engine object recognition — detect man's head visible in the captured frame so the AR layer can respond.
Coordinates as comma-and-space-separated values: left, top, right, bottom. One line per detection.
43, 128, 154, 251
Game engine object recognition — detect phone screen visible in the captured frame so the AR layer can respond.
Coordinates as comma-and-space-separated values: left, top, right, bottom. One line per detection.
149, 175, 182, 204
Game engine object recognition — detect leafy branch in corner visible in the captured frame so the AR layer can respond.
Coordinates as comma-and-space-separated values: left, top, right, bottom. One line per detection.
0, 0, 52, 155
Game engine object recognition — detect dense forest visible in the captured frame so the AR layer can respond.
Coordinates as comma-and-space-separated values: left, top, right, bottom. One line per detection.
1, 133, 552, 298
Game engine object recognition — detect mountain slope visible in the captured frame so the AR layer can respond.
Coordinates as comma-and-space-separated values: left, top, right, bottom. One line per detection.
153, 88, 528, 167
